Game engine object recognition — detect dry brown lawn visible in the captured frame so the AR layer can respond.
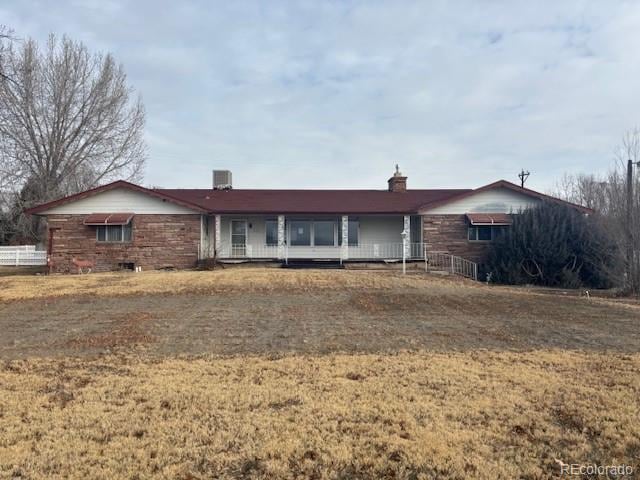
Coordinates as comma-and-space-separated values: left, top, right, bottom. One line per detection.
1, 351, 639, 479
0, 268, 475, 302
1, 269, 639, 479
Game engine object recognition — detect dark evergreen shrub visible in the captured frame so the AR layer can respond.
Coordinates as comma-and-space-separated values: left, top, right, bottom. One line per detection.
485, 202, 621, 288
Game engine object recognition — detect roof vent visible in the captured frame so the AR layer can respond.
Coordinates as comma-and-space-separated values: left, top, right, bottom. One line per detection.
213, 170, 232, 190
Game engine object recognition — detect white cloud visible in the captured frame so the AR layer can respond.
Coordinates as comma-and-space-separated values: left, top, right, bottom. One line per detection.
3, 0, 640, 191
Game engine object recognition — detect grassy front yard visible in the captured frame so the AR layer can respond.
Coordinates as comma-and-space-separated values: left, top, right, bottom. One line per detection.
0, 269, 638, 478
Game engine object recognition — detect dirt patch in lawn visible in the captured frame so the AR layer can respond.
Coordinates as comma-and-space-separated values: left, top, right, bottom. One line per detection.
351, 292, 426, 313
64, 312, 155, 350
0, 272, 638, 358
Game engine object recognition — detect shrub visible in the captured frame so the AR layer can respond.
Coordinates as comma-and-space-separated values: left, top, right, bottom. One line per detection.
485, 202, 621, 288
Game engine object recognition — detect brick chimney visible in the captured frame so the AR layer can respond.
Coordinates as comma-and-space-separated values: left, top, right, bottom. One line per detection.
388, 164, 407, 192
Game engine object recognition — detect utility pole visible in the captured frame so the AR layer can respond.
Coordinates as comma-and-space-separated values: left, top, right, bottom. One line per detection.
518, 169, 530, 188
627, 159, 638, 290
628, 159, 633, 251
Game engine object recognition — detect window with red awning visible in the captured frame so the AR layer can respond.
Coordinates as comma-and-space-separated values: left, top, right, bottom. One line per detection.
83, 213, 134, 225
466, 213, 512, 226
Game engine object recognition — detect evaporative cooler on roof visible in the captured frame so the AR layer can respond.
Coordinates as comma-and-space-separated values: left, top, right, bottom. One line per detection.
213, 170, 232, 190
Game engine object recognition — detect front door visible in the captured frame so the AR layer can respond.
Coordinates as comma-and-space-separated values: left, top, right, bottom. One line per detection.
231, 220, 247, 257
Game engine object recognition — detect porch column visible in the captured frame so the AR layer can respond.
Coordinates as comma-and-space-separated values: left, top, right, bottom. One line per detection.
214, 215, 221, 256
403, 215, 411, 258
199, 215, 206, 260
277, 215, 285, 259
208, 216, 215, 257
341, 215, 349, 261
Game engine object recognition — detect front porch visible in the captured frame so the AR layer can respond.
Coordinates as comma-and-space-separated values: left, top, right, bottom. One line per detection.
199, 214, 425, 262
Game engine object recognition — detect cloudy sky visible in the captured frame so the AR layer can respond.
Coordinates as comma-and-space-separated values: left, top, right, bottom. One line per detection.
2, 1, 640, 191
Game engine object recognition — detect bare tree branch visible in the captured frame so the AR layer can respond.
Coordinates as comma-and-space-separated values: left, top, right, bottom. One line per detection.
0, 25, 18, 85
0, 33, 147, 243
551, 127, 640, 293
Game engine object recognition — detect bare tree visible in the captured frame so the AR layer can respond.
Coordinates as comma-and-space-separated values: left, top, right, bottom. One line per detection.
552, 128, 640, 293
615, 128, 640, 293
0, 33, 146, 242
0, 25, 16, 84
553, 173, 610, 213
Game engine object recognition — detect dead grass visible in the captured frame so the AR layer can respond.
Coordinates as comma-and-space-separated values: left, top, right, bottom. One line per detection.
3, 269, 637, 316
2, 270, 639, 478
1, 350, 638, 479
64, 312, 155, 350
0, 268, 476, 302
0, 266, 47, 277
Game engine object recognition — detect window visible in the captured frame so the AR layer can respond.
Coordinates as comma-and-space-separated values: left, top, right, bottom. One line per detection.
314, 221, 335, 246
468, 225, 503, 242
290, 221, 311, 246
97, 222, 132, 243
338, 220, 359, 246
477, 226, 492, 241
410, 215, 422, 243
265, 220, 278, 246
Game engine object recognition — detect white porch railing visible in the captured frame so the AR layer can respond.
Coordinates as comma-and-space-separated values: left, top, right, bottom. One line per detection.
209, 242, 479, 280
348, 243, 425, 260
217, 244, 281, 259
216, 242, 427, 261
0, 247, 48, 266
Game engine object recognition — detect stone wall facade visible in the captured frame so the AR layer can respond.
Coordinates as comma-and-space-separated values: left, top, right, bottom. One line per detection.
47, 214, 201, 273
422, 214, 492, 262
46, 212, 492, 272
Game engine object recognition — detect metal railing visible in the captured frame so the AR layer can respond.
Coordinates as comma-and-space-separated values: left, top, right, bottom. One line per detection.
425, 251, 478, 281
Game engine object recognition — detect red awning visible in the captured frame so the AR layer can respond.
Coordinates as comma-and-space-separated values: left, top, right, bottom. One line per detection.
466, 213, 512, 226
83, 213, 134, 225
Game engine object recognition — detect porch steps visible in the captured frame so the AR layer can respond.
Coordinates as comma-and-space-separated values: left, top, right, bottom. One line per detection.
281, 260, 345, 269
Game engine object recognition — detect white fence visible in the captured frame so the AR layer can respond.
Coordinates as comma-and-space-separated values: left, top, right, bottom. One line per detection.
0, 246, 48, 266
0, 245, 36, 251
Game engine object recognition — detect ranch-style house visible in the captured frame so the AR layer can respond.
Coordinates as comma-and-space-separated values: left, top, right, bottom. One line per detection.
26, 168, 589, 273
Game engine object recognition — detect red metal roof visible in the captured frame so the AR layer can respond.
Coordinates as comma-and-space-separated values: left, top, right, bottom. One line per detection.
83, 213, 134, 225
26, 178, 592, 216
155, 188, 471, 214
466, 213, 513, 225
